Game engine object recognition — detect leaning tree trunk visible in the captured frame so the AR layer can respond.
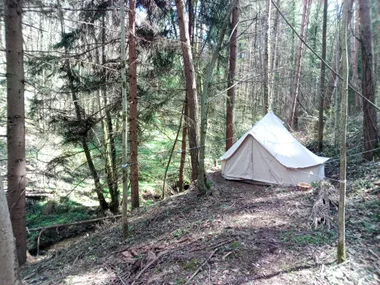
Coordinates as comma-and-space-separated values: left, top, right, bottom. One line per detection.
5, 0, 27, 266
337, 0, 349, 264
289, 0, 311, 130
0, 178, 22, 285
359, 0, 378, 160
175, 0, 200, 182
198, 0, 238, 194
226, 0, 239, 151
318, 0, 328, 152
129, 0, 140, 209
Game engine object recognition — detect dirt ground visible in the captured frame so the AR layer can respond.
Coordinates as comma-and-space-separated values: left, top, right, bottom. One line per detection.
22, 170, 380, 285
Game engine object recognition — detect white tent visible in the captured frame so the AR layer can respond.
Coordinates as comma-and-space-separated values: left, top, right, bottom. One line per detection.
220, 112, 329, 185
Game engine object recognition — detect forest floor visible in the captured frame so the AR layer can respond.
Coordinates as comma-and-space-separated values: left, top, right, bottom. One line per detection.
22, 168, 380, 285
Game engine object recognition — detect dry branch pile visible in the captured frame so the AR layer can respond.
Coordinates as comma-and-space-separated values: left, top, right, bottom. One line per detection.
310, 180, 339, 230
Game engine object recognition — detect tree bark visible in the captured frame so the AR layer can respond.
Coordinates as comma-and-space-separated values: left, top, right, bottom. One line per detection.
318, 0, 327, 152
5, 0, 27, 265
289, 0, 312, 130
0, 178, 22, 285
129, 0, 139, 209
359, 0, 378, 160
337, 0, 349, 264
175, 0, 199, 182
226, 0, 239, 151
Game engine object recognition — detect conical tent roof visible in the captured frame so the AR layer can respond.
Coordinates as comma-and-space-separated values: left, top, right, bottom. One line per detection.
221, 112, 329, 168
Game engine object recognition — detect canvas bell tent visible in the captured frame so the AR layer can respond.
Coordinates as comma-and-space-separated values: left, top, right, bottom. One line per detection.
220, 112, 329, 185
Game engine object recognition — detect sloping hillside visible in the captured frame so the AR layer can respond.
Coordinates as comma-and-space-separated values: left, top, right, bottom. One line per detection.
22, 169, 380, 285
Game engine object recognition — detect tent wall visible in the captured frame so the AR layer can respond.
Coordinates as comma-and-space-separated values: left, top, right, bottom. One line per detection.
221, 136, 325, 185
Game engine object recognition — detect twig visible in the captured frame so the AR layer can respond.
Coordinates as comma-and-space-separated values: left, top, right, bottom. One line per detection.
131, 251, 167, 285
189, 238, 235, 253
185, 248, 218, 285
28, 215, 122, 231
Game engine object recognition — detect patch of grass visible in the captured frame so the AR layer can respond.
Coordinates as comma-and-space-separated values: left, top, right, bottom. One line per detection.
173, 228, 188, 239
183, 258, 200, 271
280, 230, 337, 246
231, 240, 241, 249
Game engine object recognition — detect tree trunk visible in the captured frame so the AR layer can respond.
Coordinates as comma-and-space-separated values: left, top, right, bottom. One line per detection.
120, 2, 128, 238
178, 99, 188, 192
0, 178, 22, 285
271, 0, 281, 113
129, 0, 139, 209
359, 0, 378, 160
198, 0, 238, 194
350, 1, 361, 110
289, 0, 312, 130
263, 0, 271, 114
175, 0, 199, 182
102, 13, 119, 214
226, 0, 239, 150
5, 0, 27, 265
324, 0, 354, 110
337, 0, 349, 264
318, 0, 328, 152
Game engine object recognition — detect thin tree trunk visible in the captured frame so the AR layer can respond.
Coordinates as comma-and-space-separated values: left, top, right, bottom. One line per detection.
226, 0, 239, 150
175, 0, 199, 182
199, 0, 238, 194
263, 0, 271, 114
318, 0, 328, 152
102, 13, 119, 213
271, 0, 280, 113
5, 0, 26, 265
352, 1, 361, 109
0, 178, 22, 284
179, 99, 188, 192
289, 0, 312, 129
337, 0, 349, 264
324, 0, 355, 110
359, 0, 378, 160
120, 2, 128, 238
129, 0, 139, 209
162, 105, 184, 198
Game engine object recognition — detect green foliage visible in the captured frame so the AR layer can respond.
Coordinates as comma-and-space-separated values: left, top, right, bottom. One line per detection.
53, 30, 81, 50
